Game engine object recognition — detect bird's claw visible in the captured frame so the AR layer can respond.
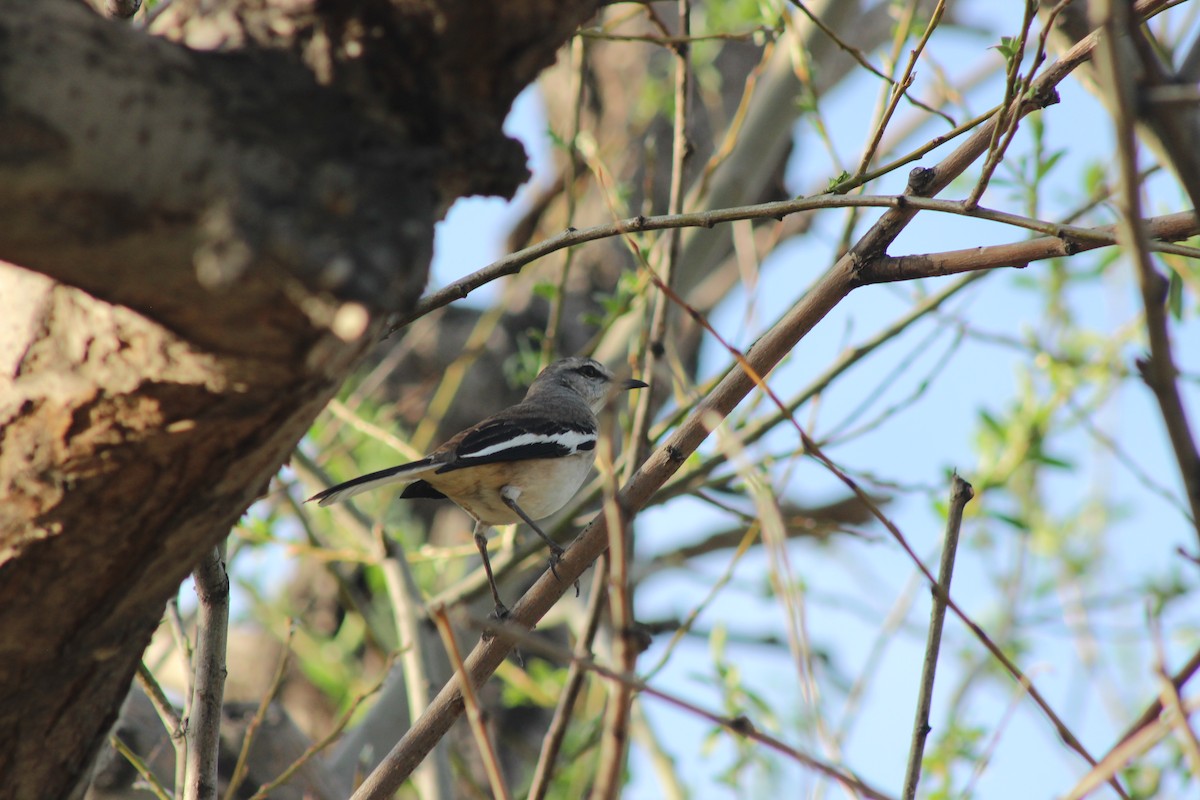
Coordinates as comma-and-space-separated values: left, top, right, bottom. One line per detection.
544, 546, 580, 596
547, 544, 566, 581
481, 603, 510, 641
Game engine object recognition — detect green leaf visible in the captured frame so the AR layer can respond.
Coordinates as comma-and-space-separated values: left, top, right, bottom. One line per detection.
1167, 269, 1184, 320
1033, 452, 1074, 470
991, 36, 1019, 64
987, 511, 1030, 532
1037, 149, 1066, 180
532, 281, 559, 301
827, 170, 851, 192
978, 408, 1005, 438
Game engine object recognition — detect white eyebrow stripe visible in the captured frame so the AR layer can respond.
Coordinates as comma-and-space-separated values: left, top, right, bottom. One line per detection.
459, 429, 597, 459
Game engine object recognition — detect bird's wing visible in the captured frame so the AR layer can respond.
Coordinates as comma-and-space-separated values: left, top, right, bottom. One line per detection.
434, 414, 596, 473
307, 457, 439, 506
399, 480, 447, 500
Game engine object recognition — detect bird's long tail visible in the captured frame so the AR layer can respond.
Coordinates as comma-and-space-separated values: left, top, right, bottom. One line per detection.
306, 458, 436, 506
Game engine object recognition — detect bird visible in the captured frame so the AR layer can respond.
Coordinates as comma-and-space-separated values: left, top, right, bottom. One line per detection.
307, 356, 647, 618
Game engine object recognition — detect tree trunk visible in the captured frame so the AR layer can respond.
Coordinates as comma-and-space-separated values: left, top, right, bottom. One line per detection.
0, 2, 600, 797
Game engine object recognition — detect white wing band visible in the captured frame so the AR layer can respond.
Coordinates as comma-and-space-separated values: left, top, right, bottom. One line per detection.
459, 429, 596, 460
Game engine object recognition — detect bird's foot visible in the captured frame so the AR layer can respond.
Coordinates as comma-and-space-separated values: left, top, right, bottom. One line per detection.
481, 602, 510, 641
546, 543, 565, 580
544, 545, 581, 597
480, 606, 524, 664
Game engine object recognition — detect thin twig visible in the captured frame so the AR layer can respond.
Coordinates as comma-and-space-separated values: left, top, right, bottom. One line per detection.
832, 106, 997, 195
374, 523, 452, 800
855, 0, 948, 176
1115, 645, 1200, 748
297, 453, 453, 798
856, 0, 924, 190
110, 734, 173, 800
1092, 0, 1200, 545
429, 605, 512, 800
135, 661, 184, 741
591, 380, 639, 800
1158, 670, 1200, 776
527, 556, 610, 800
961, 669, 1037, 796
1062, 693, 1200, 800
576, 28, 773, 45
659, 272, 988, 497
966, 0, 1041, 209
467, 612, 896, 800
795, 431, 1126, 797
223, 624, 295, 800
388, 195, 1198, 331
167, 596, 194, 713
323, 399, 422, 461
410, 305, 506, 454
691, 36, 776, 201
165, 596, 193, 796
184, 545, 230, 800
595, 5, 691, 797
640, 524, 760, 681
901, 474, 973, 800
540, 34, 586, 364
785, 0, 951, 123
635, 235, 1109, 789
627, 0, 690, 472
247, 656, 394, 800
629, 705, 688, 800
1150, 615, 1200, 777
832, 573, 923, 752
1066, 394, 1197, 522
136, 662, 187, 796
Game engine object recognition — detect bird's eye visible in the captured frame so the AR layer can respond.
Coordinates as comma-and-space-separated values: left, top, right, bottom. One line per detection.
577, 364, 603, 380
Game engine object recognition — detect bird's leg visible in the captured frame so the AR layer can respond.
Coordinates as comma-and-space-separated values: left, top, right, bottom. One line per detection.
472, 520, 508, 621
500, 488, 578, 596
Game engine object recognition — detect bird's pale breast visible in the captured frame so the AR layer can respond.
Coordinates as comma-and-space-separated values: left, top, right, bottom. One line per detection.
424, 451, 595, 525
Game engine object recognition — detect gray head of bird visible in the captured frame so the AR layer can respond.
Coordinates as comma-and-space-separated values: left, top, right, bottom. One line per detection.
526, 356, 648, 414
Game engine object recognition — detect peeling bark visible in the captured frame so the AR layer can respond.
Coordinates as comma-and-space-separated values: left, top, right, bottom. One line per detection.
0, 0, 601, 796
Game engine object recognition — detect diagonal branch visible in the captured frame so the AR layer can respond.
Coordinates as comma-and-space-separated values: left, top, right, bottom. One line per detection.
902, 475, 973, 800
1091, 0, 1200, 544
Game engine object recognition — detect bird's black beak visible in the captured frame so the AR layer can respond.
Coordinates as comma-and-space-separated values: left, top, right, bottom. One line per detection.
622, 378, 649, 390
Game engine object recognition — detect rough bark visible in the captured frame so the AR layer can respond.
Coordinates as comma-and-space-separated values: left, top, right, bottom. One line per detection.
0, 1, 600, 797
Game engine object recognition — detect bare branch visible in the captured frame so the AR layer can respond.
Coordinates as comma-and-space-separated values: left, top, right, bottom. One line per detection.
136, 662, 187, 796
902, 474, 973, 800
469, 613, 897, 800
527, 558, 609, 800
184, 546, 230, 800
222, 625, 294, 800
1091, 0, 1200, 544
430, 606, 512, 800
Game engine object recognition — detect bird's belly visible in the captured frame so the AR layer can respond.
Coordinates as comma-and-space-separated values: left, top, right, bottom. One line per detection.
512, 453, 595, 519
428, 454, 594, 525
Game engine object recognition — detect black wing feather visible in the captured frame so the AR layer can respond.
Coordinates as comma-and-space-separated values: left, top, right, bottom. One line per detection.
435, 417, 594, 473
400, 480, 448, 500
